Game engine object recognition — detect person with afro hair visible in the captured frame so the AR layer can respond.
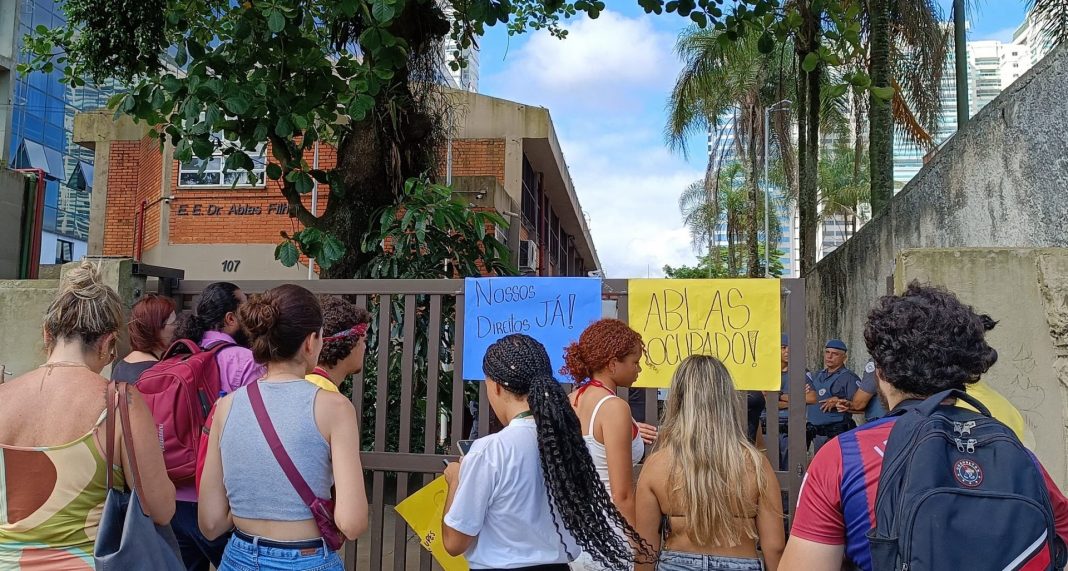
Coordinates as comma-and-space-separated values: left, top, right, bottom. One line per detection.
305, 296, 371, 393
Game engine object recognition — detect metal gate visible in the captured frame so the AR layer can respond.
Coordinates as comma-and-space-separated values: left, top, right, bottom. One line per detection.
175, 278, 809, 570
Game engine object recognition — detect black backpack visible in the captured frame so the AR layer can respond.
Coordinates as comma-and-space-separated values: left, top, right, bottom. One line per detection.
867, 389, 1066, 570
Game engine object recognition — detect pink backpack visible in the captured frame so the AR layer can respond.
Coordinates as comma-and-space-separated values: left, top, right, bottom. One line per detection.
136, 339, 234, 486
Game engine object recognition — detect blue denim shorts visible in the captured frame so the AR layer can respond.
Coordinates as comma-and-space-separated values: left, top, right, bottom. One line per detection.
218, 530, 343, 571
657, 550, 764, 571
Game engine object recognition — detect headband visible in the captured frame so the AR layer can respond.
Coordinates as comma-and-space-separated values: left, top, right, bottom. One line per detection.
323, 322, 369, 342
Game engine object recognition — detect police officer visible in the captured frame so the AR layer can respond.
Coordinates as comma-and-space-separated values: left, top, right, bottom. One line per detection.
769, 334, 811, 470
837, 358, 888, 423
805, 339, 860, 452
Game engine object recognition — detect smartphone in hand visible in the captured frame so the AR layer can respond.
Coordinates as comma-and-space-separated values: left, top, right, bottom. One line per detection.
456, 439, 474, 456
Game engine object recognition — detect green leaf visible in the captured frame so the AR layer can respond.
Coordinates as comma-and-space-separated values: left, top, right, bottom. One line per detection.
106, 93, 125, 110
372, 1, 394, 23
267, 9, 285, 33
872, 86, 896, 101
339, 0, 358, 16
224, 94, 251, 115
824, 83, 848, 99
801, 52, 820, 73
161, 75, 182, 93
266, 163, 283, 180
275, 115, 293, 137
275, 239, 299, 267
191, 137, 215, 159
294, 172, 314, 193
318, 235, 345, 269
757, 32, 774, 54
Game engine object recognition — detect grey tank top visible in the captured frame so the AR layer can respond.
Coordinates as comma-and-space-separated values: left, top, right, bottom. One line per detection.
220, 380, 333, 521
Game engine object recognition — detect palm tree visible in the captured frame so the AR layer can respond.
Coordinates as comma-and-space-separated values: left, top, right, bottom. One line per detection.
819, 145, 871, 244
866, 0, 950, 214
667, 26, 795, 278
679, 161, 783, 277
1031, 0, 1068, 47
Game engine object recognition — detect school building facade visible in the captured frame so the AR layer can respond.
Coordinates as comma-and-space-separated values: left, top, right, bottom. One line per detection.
73, 90, 601, 281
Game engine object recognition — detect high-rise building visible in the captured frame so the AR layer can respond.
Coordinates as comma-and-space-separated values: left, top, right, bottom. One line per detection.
0, 0, 121, 266
705, 111, 796, 277
893, 8, 1056, 187
1013, 9, 1058, 68
438, 3, 480, 92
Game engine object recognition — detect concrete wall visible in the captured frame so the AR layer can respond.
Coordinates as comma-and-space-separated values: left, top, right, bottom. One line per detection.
0, 169, 27, 278
808, 47, 1068, 482
808, 44, 1068, 370
0, 259, 146, 382
0, 278, 57, 380
887, 249, 1068, 486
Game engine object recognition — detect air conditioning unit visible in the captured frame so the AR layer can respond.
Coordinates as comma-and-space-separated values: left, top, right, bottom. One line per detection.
518, 240, 539, 273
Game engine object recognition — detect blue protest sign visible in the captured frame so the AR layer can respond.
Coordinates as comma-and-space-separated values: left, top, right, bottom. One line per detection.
462, 277, 602, 381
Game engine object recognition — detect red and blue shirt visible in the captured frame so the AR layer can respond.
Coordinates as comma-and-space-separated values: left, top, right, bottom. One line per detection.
792, 416, 1068, 571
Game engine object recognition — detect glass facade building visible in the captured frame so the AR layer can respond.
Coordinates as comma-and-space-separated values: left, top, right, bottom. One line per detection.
9, 0, 119, 265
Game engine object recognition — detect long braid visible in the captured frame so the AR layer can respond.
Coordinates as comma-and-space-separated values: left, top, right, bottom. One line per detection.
483, 334, 653, 568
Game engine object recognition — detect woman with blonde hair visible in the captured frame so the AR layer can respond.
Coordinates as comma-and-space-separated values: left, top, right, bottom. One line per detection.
635, 355, 784, 571
0, 262, 176, 569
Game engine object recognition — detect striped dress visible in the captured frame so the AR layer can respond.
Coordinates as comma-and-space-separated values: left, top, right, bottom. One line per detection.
0, 410, 123, 569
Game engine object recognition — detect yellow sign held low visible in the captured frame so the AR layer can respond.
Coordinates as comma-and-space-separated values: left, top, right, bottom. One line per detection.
394, 476, 469, 571
628, 279, 780, 390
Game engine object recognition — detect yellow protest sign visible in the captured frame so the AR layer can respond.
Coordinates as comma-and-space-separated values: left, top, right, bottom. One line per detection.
394, 476, 469, 571
628, 279, 780, 390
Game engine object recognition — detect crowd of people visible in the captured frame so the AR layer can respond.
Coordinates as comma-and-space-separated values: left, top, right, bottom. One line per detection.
1, 261, 1066, 571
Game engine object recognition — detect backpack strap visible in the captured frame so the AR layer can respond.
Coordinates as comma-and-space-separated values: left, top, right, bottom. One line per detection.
246, 381, 318, 508
161, 339, 202, 360
161, 338, 236, 360
912, 389, 992, 418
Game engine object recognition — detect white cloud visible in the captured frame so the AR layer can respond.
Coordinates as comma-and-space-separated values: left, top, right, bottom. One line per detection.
480, 11, 706, 278
484, 11, 681, 112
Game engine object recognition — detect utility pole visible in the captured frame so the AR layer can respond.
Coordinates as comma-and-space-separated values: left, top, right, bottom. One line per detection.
954, 0, 970, 127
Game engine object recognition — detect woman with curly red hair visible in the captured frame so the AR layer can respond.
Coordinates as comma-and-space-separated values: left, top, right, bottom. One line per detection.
562, 319, 656, 570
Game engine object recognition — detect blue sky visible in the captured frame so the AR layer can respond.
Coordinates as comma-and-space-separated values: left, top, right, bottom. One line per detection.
474, 2, 1029, 278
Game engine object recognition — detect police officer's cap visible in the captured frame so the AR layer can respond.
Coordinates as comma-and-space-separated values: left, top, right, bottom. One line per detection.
825, 339, 848, 352
781, 334, 789, 346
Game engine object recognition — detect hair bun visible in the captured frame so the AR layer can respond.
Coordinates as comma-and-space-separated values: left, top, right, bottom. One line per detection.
241, 296, 279, 336
61, 261, 109, 301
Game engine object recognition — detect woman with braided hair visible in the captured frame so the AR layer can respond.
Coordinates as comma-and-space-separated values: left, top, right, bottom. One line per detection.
442, 334, 651, 570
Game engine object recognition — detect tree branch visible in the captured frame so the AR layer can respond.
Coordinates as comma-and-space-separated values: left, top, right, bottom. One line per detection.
269, 134, 321, 228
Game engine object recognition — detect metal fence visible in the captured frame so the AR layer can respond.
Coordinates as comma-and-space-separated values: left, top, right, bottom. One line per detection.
175, 278, 809, 570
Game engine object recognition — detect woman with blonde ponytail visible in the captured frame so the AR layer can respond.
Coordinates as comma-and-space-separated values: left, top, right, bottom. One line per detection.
0, 262, 175, 569
635, 355, 784, 571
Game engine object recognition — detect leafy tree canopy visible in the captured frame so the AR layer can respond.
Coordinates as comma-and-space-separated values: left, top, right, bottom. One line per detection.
20, 0, 866, 275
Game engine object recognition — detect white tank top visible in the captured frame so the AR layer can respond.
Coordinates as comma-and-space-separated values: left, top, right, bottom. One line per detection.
583, 394, 645, 495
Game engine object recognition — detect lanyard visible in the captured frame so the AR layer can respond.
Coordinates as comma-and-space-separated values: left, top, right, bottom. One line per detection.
513, 410, 533, 420
312, 367, 333, 383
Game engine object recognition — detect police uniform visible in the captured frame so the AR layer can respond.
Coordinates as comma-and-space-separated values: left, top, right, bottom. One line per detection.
807, 342, 860, 451
854, 359, 888, 422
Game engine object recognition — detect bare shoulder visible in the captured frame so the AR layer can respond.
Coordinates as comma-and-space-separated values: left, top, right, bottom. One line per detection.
315, 390, 357, 419
640, 449, 672, 477
598, 394, 633, 418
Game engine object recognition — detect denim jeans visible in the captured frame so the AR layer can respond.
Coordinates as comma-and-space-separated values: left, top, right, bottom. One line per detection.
657, 550, 764, 571
218, 531, 343, 571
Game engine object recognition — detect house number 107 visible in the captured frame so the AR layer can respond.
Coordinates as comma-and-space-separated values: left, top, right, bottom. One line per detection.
221, 260, 241, 272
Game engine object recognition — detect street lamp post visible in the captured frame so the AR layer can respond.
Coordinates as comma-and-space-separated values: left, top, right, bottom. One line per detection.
763, 99, 791, 277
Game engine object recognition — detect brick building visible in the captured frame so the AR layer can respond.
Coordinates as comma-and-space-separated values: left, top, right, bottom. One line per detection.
73, 90, 601, 280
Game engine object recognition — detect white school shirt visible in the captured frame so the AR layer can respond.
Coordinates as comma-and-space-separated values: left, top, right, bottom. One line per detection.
443, 417, 578, 569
